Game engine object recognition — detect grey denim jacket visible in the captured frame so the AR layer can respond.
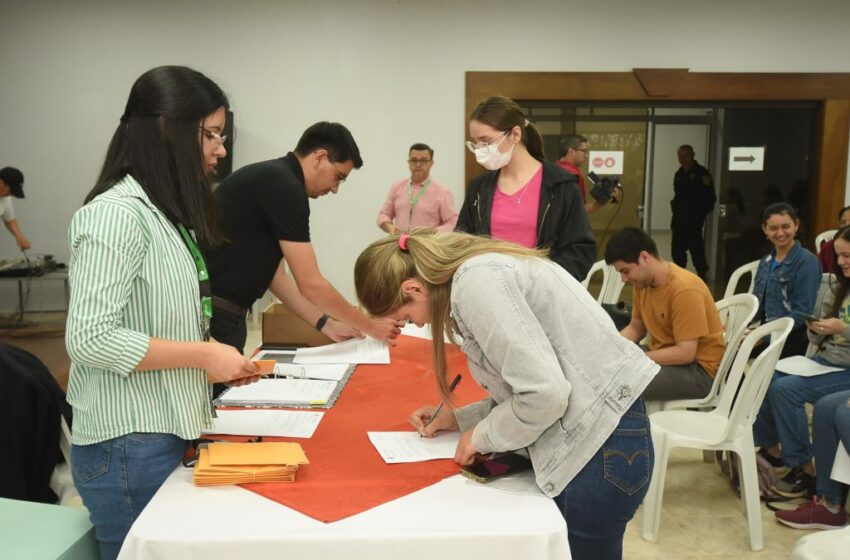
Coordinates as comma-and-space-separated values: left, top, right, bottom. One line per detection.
450, 254, 659, 498
808, 287, 850, 366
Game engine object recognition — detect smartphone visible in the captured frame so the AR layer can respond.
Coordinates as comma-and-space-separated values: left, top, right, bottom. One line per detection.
460, 452, 532, 483
790, 310, 819, 322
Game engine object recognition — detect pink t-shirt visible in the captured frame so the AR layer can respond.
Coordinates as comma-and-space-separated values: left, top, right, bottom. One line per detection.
490, 167, 543, 249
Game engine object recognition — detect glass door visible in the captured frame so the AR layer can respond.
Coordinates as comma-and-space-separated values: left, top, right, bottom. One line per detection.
645, 117, 714, 283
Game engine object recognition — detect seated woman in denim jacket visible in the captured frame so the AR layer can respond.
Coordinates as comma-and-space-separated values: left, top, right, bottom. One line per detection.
354, 230, 660, 560
755, 226, 850, 501
753, 202, 820, 358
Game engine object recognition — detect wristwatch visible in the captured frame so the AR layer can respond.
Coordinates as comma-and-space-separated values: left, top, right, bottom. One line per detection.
315, 313, 330, 332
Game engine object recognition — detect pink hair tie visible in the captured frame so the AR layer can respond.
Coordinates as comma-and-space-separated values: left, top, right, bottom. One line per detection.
399, 234, 409, 251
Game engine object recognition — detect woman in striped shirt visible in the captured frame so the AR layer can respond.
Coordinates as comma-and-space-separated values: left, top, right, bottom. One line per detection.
65, 66, 259, 560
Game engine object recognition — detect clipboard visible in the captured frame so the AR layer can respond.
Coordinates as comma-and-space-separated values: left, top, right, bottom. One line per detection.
214, 363, 356, 409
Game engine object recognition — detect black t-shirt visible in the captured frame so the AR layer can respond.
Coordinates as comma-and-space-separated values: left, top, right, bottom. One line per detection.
204, 152, 310, 308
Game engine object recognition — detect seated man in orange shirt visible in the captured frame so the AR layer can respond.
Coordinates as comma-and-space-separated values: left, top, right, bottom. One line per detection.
605, 227, 726, 400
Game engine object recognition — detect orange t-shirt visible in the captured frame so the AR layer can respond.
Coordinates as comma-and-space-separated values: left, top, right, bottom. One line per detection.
633, 263, 726, 377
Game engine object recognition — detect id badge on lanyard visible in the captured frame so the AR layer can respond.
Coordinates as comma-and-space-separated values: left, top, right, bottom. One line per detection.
177, 224, 212, 341
407, 178, 431, 231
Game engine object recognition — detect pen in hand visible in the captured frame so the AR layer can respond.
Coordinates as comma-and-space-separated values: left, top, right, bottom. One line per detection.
422, 374, 462, 436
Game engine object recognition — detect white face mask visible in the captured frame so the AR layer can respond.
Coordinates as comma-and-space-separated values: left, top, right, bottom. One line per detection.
474, 133, 514, 171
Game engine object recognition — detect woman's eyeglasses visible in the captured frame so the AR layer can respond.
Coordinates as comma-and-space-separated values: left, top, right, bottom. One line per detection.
200, 127, 228, 146
465, 130, 508, 153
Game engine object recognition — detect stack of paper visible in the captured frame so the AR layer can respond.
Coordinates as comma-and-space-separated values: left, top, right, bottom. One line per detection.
293, 337, 390, 364
202, 409, 324, 438
193, 441, 309, 487
216, 378, 338, 407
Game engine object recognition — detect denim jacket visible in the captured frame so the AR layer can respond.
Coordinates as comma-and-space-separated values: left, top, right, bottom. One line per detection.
449, 254, 659, 498
753, 240, 820, 330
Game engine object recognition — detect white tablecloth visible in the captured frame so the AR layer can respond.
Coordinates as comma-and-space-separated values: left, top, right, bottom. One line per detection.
119, 467, 569, 560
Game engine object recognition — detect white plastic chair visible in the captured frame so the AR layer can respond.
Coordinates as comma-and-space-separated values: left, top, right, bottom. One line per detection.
659, 293, 758, 412
814, 229, 838, 253
641, 317, 794, 552
723, 259, 760, 300
581, 260, 625, 305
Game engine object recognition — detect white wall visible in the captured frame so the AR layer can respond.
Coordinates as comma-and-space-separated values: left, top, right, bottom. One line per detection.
2, 0, 850, 310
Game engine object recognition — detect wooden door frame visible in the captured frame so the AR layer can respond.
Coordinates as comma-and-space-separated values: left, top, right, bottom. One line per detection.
465, 70, 850, 236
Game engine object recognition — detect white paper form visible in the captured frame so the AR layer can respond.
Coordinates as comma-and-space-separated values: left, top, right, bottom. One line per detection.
775, 356, 843, 377
217, 378, 338, 406
203, 409, 324, 438
367, 431, 460, 463
294, 337, 390, 364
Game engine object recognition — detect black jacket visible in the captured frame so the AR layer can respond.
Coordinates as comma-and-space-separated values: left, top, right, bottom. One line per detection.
456, 161, 596, 281
671, 161, 716, 226
0, 342, 71, 503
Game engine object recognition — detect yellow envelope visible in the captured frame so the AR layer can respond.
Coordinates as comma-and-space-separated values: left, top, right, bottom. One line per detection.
206, 441, 309, 466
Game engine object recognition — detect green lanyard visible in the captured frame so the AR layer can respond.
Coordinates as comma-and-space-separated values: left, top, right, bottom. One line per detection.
177, 224, 212, 341
407, 178, 431, 229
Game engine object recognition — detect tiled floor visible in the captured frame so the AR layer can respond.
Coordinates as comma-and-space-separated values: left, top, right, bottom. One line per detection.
623, 447, 809, 559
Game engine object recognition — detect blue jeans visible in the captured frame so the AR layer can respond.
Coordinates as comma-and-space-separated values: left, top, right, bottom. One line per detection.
813, 390, 850, 504
753, 358, 850, 467
71, 433, 187, 560
553, 399, 652, 560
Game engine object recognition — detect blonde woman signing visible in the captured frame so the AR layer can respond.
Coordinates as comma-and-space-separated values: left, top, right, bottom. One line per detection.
354, 229, 659, 560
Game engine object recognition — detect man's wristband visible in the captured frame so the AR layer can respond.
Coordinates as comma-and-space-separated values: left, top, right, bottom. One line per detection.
315, 313, 330, 332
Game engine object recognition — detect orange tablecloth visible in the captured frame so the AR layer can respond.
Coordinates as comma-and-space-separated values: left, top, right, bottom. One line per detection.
242, 335, 485, 522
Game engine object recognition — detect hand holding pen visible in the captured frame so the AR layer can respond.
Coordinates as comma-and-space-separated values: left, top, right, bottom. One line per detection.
410, 374, 462, 438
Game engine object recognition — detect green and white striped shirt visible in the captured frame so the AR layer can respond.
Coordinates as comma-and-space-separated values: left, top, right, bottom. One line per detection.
65, 175, 212, 445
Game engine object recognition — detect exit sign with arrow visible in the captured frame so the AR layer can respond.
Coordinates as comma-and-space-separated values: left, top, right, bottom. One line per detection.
728, 146, 765, 171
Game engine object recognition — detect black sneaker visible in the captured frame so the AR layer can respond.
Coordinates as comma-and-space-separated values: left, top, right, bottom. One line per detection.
772, 467, 815, 498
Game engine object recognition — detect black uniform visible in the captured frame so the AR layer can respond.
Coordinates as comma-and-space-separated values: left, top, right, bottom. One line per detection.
670, 161, 716, 279
203, 152, 311, 353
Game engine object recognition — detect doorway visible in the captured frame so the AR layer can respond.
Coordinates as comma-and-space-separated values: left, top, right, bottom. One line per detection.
518, 102, 816, 296
465, 70, 850, 262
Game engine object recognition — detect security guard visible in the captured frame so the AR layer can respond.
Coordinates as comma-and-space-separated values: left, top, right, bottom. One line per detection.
670, 144, 716, 280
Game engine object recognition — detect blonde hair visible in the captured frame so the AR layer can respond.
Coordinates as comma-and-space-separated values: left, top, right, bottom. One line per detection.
354, 229, 546, 398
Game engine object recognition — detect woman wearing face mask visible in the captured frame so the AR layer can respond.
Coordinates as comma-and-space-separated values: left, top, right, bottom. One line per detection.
455, 96, 596, 281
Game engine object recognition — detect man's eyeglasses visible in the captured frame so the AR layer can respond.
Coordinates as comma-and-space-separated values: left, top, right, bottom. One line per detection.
200, 127, 227, 146
572, 147, 588, 153
465, 130, 508, 152
408, 158, 432, 165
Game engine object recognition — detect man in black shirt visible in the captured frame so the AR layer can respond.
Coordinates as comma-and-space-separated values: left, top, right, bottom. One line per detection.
205, 122, 403, 355
670, 144, 716, 280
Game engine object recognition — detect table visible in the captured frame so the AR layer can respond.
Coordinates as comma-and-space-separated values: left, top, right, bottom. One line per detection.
0, 497, 98, 560
0, 270, 69, 323
120, 468, 568, 560
118, 327, 571, 560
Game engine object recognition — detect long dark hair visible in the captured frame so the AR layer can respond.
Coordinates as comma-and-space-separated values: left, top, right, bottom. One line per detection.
85, 65, 229, 246
469, 96, 545, 161
828, 226, 850, 318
